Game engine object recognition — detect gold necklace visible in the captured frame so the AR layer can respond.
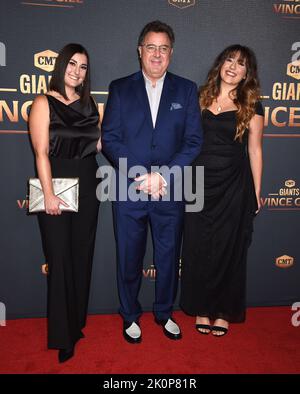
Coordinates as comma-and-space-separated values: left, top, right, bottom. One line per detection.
216, 93, 236, 112
216, 96, 233, 112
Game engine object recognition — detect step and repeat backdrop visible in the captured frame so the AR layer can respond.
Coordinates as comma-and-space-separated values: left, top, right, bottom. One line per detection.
0, 0, 299, 319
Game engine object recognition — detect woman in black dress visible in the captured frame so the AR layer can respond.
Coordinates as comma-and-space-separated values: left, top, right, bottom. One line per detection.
180, 45, 264, 336
29, 44, 101, 362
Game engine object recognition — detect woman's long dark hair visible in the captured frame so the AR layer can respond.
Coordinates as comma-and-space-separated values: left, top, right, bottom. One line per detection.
49, 43, 90, 106
200, 44, 261, 141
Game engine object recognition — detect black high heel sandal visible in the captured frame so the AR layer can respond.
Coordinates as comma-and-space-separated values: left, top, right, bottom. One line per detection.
195, 323, 211, 335
211, 325, 228, 337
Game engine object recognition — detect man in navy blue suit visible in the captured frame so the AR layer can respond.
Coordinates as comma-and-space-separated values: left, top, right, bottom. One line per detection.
102, 21, 203, 343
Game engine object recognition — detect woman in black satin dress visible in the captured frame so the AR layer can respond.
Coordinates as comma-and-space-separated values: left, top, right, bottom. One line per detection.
180, 45, 264, 336
29, 44, 101, 362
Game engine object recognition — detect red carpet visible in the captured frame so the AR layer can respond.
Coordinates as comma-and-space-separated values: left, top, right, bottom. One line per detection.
0, 307, 299, 374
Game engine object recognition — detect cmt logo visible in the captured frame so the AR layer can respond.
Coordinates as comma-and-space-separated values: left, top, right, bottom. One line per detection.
0, 42, 6, 66
275, 255, 294, 268
287, 42, 300, 80
291, 302, 300, 327
0, 302, 6, 326
168, 0, 196, 9
34, 50, 58, 72
285, 179, 296, 188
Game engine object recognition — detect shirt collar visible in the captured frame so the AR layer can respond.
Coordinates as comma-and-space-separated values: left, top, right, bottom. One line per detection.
142, 71, 166, 87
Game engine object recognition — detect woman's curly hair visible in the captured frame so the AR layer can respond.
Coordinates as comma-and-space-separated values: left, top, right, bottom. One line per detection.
200, 44, 261, 142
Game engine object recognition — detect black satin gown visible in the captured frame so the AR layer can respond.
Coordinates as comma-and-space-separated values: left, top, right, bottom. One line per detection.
37, 95, 100, 349
180, 103, 263, 323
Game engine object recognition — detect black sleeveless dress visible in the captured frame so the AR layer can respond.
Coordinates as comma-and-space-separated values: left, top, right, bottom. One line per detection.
47, 95, 100, 160
37, 95, 100, 349
180, 103, 263, 323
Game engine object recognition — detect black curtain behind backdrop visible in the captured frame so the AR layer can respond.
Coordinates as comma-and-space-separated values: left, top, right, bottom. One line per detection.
0, 0, 299, 319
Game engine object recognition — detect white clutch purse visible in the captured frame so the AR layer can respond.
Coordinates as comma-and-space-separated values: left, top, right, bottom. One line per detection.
28, 178, 79, 213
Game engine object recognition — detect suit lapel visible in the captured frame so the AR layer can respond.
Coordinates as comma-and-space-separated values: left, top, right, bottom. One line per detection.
155, 72, 174, 130
132, 71, 153, 129
131, 71, 175, 130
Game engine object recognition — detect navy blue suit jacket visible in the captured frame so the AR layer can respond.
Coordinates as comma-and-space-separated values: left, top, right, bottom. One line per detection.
102, 70, 203, 187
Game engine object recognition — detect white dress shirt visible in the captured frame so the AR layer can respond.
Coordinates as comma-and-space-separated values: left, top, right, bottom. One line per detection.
143, 71, 166, 128
142, 71, 167, 187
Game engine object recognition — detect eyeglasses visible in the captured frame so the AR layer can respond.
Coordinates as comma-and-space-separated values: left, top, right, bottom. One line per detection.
141, 44, 171, 55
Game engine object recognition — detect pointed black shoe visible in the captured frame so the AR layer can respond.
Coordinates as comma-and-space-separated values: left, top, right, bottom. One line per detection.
155, 317, 182, 340
58, 346, 74, 363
